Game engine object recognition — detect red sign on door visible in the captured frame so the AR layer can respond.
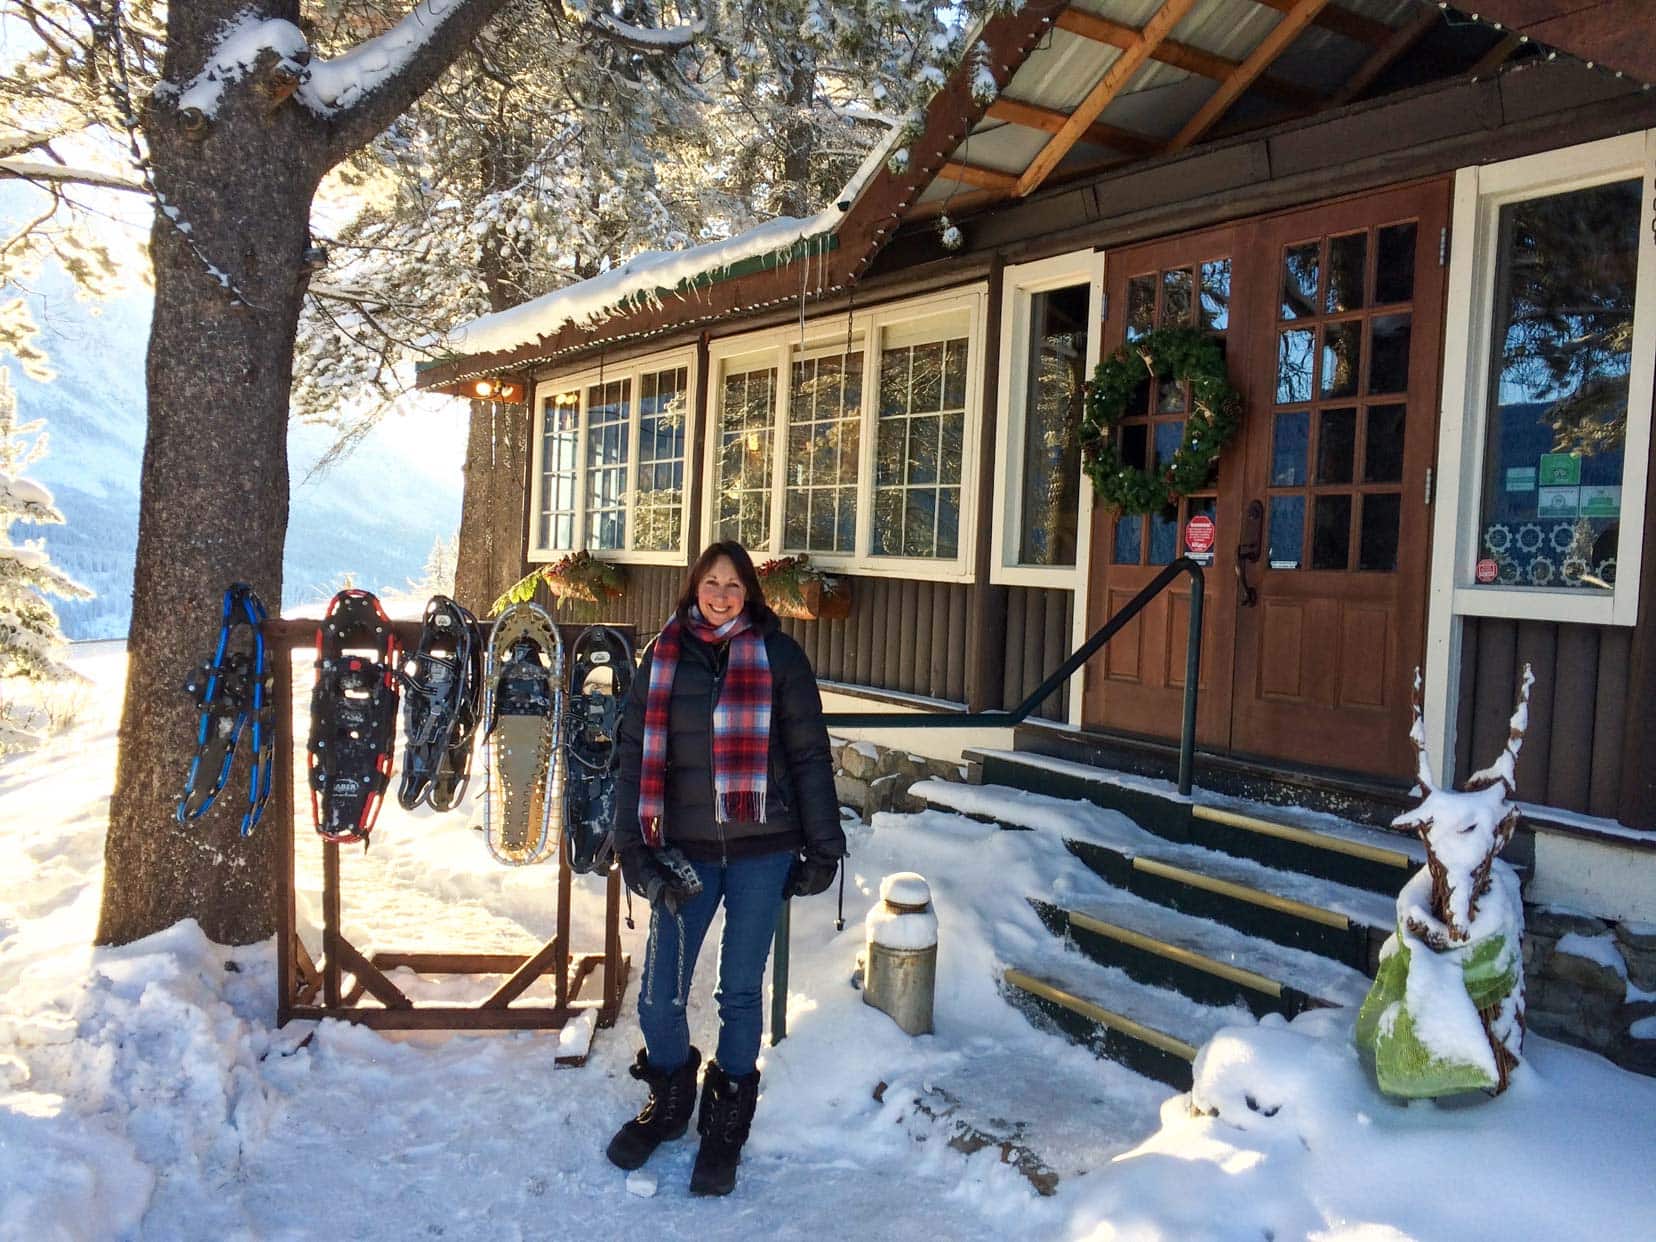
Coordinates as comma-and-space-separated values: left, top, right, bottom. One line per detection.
1475, 558, 1499, 584
1185, 514, 1216, 555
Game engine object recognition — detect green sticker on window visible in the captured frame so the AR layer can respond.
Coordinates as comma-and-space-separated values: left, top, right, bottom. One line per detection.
1538, 453, 1581, 486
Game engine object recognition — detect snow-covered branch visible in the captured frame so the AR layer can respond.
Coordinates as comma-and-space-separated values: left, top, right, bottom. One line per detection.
588, 10, 708, 55
0, 159, 146, 194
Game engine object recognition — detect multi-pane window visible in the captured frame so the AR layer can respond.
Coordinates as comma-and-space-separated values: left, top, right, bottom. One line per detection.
530, 355, 691, 559
537, 391, 580, 551
636, 367, 688, 552
1474, 178, 1639, 593
1262, 224, 1414, 573
1112, 258, 1231, 567
1018, 285, 1088, 566
785, 351, 862, 554
585, 380, 630, 551
715, 366, 777, 548
874, 334, 968, 558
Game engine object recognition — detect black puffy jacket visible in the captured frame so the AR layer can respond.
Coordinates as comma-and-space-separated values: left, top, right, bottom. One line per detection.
611, 608, 844, 865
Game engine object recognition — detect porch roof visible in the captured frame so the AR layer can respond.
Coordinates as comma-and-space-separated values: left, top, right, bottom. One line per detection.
417, 0, 1648, 398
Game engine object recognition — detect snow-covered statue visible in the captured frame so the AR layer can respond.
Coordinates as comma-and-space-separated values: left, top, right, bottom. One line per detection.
1356, 666, 1533, 1098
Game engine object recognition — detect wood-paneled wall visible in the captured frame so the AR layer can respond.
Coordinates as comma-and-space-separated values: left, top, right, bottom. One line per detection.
1002, 585, 1073, 723
1454, 616, 1635, 822
559, 573, 1076, 720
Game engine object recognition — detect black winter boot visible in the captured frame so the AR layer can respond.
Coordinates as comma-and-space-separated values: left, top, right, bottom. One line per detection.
689, 1060, 760, 1196
605, 1046, 701, 1170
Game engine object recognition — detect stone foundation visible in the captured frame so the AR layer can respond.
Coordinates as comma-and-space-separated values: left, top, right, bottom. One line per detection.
1523, 909, 1656, 1075
828, 735, 976, 821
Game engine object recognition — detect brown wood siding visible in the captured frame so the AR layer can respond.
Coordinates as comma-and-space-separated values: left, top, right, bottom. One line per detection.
1001, 585, 1074, 723
764, 574, 976, 703
1455, 616, 1642, 825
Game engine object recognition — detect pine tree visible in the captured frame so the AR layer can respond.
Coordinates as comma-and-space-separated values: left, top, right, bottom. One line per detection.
0, 368, 92, 685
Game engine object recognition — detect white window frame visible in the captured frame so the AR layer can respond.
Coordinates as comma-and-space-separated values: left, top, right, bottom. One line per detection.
990, 250, 1106, 591
526, 346, 699, 566
700, 286, 988, 582
1424, 129, 1656, 782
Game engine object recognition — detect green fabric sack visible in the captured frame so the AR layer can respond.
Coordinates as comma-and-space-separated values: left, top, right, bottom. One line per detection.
1355, 925, 1518, 1099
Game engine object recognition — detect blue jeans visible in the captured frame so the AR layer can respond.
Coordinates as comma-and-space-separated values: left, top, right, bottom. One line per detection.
637, 851, 792, 1078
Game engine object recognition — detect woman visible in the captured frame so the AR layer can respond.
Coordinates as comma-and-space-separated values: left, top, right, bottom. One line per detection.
606, 540, 844, 1196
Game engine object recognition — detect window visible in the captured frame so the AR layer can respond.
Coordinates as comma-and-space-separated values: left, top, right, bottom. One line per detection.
703, 289, 985, 577
536, 390, 580, 552
585, 379, 629, 551
713, 362, 777, 548
992, 253, 1104, 587
786, 350, 861, 553
529, 351, 696, 562
874, 331, 966, 558
636, 367, 689, 552
1434, 131, 1656, 627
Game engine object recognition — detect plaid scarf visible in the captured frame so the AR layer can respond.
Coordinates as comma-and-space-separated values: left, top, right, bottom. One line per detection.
638, 605, 772, 846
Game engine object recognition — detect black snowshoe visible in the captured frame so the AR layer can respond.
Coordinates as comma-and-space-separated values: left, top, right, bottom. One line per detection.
307, 589, 401, 844
397, 595, 483, 813
562, 625, 633, 874
177, 582, 275, 836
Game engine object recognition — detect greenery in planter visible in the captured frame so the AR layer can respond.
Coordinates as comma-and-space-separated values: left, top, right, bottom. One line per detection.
489, 550, 627, 617
755, 555, 824, 609
1078, 326, 1242, 515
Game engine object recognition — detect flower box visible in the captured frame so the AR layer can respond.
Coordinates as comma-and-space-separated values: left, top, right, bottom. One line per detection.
758, 556, 850, 622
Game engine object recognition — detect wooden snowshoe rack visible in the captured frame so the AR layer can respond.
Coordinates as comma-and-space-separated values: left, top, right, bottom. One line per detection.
269, 617, 631, 1062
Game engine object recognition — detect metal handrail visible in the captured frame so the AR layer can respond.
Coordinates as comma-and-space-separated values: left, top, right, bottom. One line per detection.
822, 556, 1206, 797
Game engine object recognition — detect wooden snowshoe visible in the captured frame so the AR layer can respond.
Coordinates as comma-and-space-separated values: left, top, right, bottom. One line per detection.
481, 602, 563, 865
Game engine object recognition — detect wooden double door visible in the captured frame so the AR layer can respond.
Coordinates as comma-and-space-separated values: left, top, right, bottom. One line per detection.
1082, 179, 1450, 779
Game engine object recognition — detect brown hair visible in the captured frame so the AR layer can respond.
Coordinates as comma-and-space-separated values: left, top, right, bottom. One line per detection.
675, 541, 777, 626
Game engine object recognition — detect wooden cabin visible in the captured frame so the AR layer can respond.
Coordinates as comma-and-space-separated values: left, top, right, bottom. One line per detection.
421, 0, 1656, 937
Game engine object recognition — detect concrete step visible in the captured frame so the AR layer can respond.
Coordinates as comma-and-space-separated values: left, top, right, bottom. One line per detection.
918, 779, 1396, 971
969, 749, 1422, 897
1031, 891, 1372, 1019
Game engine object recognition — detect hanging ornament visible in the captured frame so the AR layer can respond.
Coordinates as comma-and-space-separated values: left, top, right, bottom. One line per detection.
937, 212, 963, 251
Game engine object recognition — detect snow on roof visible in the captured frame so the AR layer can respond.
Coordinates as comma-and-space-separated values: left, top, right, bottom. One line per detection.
443, 211, 838, 358
440, 112, 900, 361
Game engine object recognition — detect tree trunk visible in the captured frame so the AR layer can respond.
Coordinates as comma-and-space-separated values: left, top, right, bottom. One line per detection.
453, 398, 529, 618
94, 0, 516, 947
778, 47, 817, 218
98, 109, 316, 947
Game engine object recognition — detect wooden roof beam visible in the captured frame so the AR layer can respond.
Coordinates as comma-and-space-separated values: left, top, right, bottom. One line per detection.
1167, 0, 1331, 153
1020, 0, 1202, 197
984, 97, 1160, 156
939, 160, 1020, 191
1251, 0, 1393, 47
1054, 8, 1319, 110
1329, 7, 1441, 107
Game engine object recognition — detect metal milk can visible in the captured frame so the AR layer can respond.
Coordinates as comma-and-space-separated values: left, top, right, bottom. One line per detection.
863, 871, 938, 1036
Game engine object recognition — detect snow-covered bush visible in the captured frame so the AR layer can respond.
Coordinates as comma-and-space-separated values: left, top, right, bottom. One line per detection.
1356, 666, 1533, 1097
0, 369, 91, 701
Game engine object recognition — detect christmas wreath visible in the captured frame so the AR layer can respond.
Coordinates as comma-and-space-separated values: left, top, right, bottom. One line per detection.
1078, 327, 1242, 514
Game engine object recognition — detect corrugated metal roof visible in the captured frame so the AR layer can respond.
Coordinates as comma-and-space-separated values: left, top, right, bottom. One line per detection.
942, 0, 1435, 189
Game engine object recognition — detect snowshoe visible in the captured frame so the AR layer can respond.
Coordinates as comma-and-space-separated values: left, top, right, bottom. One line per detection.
562, 625, 633, 874
177, 582, 275, 836
307, 589, 401, 844
480, 601, 563, 865
397, 595, 483, 813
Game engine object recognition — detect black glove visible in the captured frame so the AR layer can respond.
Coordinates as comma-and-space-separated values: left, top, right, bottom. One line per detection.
785, 852, 839, 899
620, 846, 702, 915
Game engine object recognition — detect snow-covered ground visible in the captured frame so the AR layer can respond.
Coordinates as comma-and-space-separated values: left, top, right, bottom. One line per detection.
3, 645, 1655, 1241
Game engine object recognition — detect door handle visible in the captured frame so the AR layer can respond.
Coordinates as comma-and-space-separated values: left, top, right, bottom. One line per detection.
1236, 499, 1263, 608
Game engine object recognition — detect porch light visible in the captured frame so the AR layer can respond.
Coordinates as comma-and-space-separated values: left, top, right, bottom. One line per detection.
472, 378, 522, 401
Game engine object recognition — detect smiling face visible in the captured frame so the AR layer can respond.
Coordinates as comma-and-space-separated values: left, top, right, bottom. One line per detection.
696, 555, 748, 626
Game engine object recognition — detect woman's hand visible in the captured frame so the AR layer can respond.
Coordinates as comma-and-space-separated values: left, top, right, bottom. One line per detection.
620, 846, 703, 914
785, 851, 839, 898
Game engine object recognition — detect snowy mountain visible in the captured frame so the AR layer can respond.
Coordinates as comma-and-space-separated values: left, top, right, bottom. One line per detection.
6, 275, 464, 639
